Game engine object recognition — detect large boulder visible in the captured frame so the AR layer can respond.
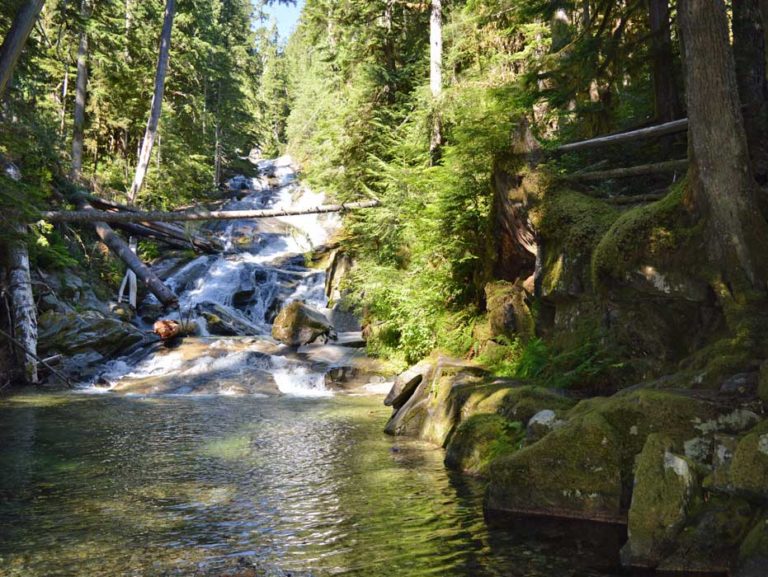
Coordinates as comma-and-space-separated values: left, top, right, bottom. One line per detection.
486, 412, 625, 522
728, 421, 768, 501
271, 301, 335, 346
621, 434, 698, 568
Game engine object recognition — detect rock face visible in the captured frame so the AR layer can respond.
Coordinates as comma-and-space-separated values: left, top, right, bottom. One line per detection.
271, 301, 335, 346
384, 361, 433, 409
621, 435, 697, 568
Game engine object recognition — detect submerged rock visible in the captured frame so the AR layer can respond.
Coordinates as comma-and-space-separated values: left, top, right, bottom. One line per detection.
621, 434, 698, 568
271, 301, 335, 346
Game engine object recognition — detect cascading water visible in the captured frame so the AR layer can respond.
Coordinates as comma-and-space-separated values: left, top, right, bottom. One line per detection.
90, 156, 348, 397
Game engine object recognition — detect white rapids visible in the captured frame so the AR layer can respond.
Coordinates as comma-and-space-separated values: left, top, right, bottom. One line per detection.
85, 156, 350, 397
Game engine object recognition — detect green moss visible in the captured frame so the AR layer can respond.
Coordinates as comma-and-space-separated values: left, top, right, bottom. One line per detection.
444, 414, 524, 475
591, 181, 703, 288
487, 412, 625, 521
738, 514, 768, 575
537, 189, 621, 256
622, 434, 697, 567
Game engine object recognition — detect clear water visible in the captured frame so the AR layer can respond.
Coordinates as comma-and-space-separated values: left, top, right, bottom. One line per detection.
0, 392, 628, 577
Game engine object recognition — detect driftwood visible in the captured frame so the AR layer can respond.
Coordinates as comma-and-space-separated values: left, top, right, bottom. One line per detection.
153, 319, 181, 341
561, 159, 688, 182
41, 199, 381, 224
74, 197, 178, 306
5, 229, 38, 384
556, 118, 689, 153
84, 195, 223, 253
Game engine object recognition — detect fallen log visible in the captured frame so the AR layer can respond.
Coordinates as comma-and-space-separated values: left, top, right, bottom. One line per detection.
74, 197, 178, 307
607, 192, 668, 205
84, 195, 223, 253
561, 159, 688, 182
41, 199, 382, 224
556, 118, 688, 153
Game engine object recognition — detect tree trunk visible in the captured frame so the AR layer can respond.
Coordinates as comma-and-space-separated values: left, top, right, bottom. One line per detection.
5, 229, 38, 384
73, 197, 178, 306
732, 0, 768, 184
70, 1, 89, 181
679, 0, 768, 290
0, 0, 46, 98
429, 0, 442, 164
648, 0, 681, 122
128, 0, 175, 202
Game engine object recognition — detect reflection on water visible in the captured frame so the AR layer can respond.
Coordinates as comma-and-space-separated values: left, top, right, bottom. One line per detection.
0, 392, 623, 577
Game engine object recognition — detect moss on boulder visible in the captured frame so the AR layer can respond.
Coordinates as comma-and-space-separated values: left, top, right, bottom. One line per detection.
621, 434, 698, 568
484, 280, 534, 341
444, 414, 523, 475
729, 420, 768, 501
486, 412, 624, 521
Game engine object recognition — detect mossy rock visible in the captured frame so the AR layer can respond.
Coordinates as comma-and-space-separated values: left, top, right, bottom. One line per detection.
621, 434, 698, 569
38, 310, 146, 358
444, 414, 523, 476
758, 361, 768, 405
484, 280, 534, 341
486, 412, 624, 522
736, 514, 768, 577
486, 390, 719, 523
729, 420, 768, 501
657, 496, 754, 574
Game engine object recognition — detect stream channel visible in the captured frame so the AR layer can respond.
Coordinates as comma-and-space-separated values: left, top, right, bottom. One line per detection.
1, 158, 629, 577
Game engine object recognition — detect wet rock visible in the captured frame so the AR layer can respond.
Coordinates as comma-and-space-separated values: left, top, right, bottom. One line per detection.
736, 515, 768, 577
324, 366, 362, 390
445, 414, 523, 475
38, 310, 147, 358
526, 409, 565, 442
384, 361, 434, 409
384, 360, 488, 446
271, 301, 335, 346
621, 434, 698, 568
485, 280, 534, 341
333, 331, 366, 348
196, 302, 261, 336
139, 301, 166, 322
111, 303, 135, 322
720, 372, 759, 397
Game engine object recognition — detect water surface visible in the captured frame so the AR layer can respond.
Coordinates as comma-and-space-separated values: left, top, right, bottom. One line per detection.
0, 391, 624, 577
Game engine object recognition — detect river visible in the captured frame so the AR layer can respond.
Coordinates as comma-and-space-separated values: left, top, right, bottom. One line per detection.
0, 158, 627, 577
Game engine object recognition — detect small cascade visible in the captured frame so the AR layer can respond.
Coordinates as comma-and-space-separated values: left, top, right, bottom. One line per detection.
91, 156, 350, 397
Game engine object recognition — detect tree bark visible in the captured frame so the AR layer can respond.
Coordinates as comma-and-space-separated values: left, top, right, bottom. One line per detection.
70, 1, 89, 181
0, 0, 46, 98
73, 198, 178, 306
648, 0, 681, 122
5, 229, 38, 384
429, 0, 442, 164
128, 0, 175, 202
732, 0, 768, 184
679, 0, 768, 290
42, 199, 381, 224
